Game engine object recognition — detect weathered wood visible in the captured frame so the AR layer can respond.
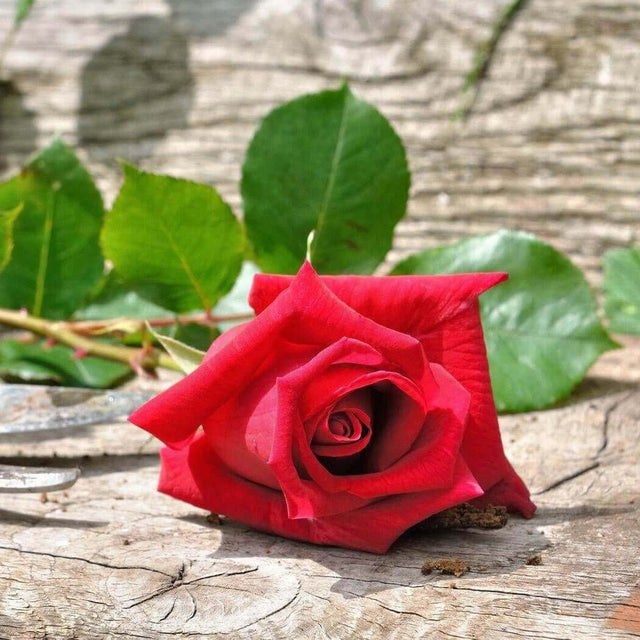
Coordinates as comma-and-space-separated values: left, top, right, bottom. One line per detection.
0, 339, 638, 638
1, 0, 639, 283
1, 1, 640, 637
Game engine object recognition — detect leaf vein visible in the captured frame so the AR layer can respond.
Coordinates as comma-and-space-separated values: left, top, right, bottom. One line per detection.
156, 217, 211, 312
33, 188, 57, 317
312, 91, 350, 255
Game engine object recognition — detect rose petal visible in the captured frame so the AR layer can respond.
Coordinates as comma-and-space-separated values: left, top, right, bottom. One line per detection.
271, 362, 433, 511
297, 364, 429, 469
260, 262, 438, 398
420, 301, 536, 516
159, 433, 483, 554
202, 342, 317, 490
250, 270, 507, 336
202, 337, 388, 494
472, 469, 536, 518
129, 280, 305, 447
270, 378, 371, 518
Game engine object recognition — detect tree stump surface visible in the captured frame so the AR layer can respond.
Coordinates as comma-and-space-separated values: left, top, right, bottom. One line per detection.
0, 338, 638, 639
1, 0, 640, 637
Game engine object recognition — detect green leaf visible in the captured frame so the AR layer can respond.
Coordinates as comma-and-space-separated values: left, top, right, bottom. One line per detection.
603, 246, 640, 335
15, 0, 35, 24
102, 164, 244, 313
74, 271, 173, 321
242, 84, 410, 275
392, 230, 618, 412
0, 204, 21, 273
155, 322, 219, 352
0, 359, 63, 383
146, 324, 204, 375
0, 139, 105, 319
0, 340, 132, 388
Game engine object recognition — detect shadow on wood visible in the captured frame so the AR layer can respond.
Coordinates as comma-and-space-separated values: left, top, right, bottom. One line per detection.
77, 16, 194, 163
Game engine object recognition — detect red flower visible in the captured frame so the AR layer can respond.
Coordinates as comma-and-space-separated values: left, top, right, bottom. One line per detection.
130, 262, 534, 553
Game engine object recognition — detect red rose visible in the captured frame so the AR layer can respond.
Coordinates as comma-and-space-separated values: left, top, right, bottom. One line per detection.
130, 262, 534, 553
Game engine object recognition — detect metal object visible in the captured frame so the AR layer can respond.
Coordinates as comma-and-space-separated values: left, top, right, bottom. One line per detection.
0, 464, 80, 493
0, 385, 154, 437
0, 385, 154, 493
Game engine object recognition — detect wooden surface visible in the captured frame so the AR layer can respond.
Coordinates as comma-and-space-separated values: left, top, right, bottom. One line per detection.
0, 338, 638, 639
1, 1, 640, 637
1, 0, 640, 282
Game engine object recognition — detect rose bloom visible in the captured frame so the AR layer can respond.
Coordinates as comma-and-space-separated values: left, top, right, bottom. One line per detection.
130, 263, 534, 553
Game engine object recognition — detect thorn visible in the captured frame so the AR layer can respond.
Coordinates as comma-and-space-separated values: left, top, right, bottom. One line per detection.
129, 358, 145, 377
129, 344, 158, 378
44, 337, 57, 349
71, 348, 89, 360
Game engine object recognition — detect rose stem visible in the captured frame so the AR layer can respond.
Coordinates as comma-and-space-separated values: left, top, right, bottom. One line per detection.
0, 307, 182, 372
64, 311, 254, 335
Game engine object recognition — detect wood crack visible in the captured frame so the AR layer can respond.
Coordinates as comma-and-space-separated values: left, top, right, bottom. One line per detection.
532, 462, 600, 495
122, 565, 259, 610
595, 392, 633, 458
431, 584, 640, 609
220, 581, 301, 635
0, 545, 173, 577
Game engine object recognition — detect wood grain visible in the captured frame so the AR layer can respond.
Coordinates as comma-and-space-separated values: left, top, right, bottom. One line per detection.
0, 339, 638, 639
1, 1, 640, 637
1, 0, 639, 283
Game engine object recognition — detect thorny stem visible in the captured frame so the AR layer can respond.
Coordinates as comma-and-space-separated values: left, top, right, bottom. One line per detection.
65, 311, 254, 336
0, 308, 182, 372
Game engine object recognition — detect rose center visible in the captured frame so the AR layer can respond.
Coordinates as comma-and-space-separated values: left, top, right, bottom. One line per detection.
329, 412, 359, 438
316, 409, 368, 444
309, 388, 373, 467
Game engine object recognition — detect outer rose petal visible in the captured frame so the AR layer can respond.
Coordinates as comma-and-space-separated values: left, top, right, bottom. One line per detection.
250, 271, 507, 335
472, 471, 535, 516
158, 433, 484, 554
420, 301, 535, 517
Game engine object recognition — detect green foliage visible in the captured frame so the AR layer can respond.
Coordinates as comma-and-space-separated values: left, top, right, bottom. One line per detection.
75, 272, 219, 350
0, 140, 105, 318
102, 164, 244, 314
393, 230, 618, 412
74, 271, 172, 321
0, 89, 624, 411
603, 247, 640, 335
147, 324, 205, 375
242, 85, 409, 275
0, 340, 132, 388
0, 204, 21, 273
154, 323, 219, 352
